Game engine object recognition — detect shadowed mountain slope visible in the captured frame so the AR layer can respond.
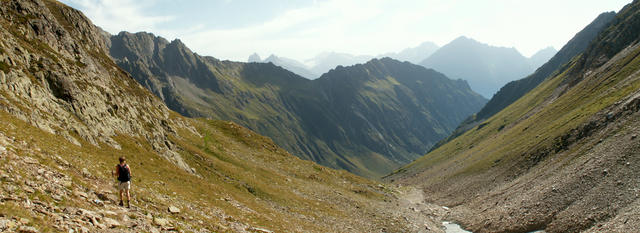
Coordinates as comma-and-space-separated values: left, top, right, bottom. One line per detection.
107, 33, 487, 178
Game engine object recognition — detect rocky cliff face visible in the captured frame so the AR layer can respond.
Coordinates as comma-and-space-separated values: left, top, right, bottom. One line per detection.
388, 1, 640, 232
108, 33, 487, 178
0, 0, 192, 170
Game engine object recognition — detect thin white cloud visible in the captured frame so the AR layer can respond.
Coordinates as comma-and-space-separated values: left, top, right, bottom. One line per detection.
62, 0, 631, 62
63, 0, 174, 34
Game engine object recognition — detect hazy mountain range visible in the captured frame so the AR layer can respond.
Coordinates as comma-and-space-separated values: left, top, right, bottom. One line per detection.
250, 39, 556, 99
378, 41, 440, 64
248, 41, 441, 79
420, 36, 557, 98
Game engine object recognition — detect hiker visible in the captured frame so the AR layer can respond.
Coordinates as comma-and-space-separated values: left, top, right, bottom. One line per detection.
113, 156, 131, 208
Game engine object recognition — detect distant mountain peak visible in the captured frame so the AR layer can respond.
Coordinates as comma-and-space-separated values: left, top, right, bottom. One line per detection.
248, 52, 262, 62
450, 35, 477, 44
420, 36, 549, 97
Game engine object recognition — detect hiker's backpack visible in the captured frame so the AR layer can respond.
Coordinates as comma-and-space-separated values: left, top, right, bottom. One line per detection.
117, 164, 131, 182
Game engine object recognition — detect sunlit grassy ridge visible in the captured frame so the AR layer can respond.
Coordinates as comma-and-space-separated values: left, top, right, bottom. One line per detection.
393, 43, 640, 186
0, 107, 415, 231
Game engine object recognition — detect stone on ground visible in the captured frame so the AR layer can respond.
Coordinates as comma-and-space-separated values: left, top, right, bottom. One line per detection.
168, 206, 180, 214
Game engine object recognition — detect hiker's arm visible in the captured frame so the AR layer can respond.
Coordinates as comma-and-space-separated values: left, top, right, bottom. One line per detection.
113, 165, 119, 178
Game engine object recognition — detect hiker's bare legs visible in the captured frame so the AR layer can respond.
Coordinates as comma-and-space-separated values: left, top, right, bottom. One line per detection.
119, 189, 124, 204
126, 189, 130, 205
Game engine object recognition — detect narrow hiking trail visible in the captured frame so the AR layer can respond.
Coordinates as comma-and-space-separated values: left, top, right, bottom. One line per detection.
0, 139, 180, 232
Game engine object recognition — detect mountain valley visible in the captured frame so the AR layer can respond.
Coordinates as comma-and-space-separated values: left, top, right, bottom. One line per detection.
1, 0, 640, 232
0, 0, 451, 232
387, 1, 640, 232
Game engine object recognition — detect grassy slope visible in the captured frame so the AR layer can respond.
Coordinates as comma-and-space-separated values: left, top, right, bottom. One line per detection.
386, 16, 640, 231
0, 108, 419, 232
392, 43, 640, 191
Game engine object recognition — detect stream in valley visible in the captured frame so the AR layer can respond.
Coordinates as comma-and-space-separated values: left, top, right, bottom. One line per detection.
443, 221, 471, 233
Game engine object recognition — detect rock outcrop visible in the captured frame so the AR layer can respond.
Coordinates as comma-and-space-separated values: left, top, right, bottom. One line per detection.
0, 0, 193, 171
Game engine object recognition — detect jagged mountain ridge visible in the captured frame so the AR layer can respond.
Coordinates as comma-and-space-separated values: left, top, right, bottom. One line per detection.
247, 41, 440, 80
420, 36, 556, 98
0, 0, 190, 170
387, 1, 640, 232
429, 11, 617, 151
0, 0, 448, 232
108, 32, 487, 178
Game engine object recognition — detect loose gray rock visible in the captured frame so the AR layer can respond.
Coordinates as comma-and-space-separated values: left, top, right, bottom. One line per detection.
0, 219, 16, 231
81, 168, 91, 178
153, 217, 169, 226
249, 227, 274, 233
168, 206, 180, 214
102, 217, 120, 228
17, 226, 38, 233
73, 191, 88, 198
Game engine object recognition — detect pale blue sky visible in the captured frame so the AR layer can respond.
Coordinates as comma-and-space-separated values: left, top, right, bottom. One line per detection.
61, 0, 631, 62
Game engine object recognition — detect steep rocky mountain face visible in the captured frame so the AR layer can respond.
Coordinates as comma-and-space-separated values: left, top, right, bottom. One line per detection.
387, 1, 640, 232
420, 36, 555, 98
378, 41, 440, 64
0, 0, 450, 232
108, 34, 486, 178
429, 12, 617, 151
0, 0, 190, 170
